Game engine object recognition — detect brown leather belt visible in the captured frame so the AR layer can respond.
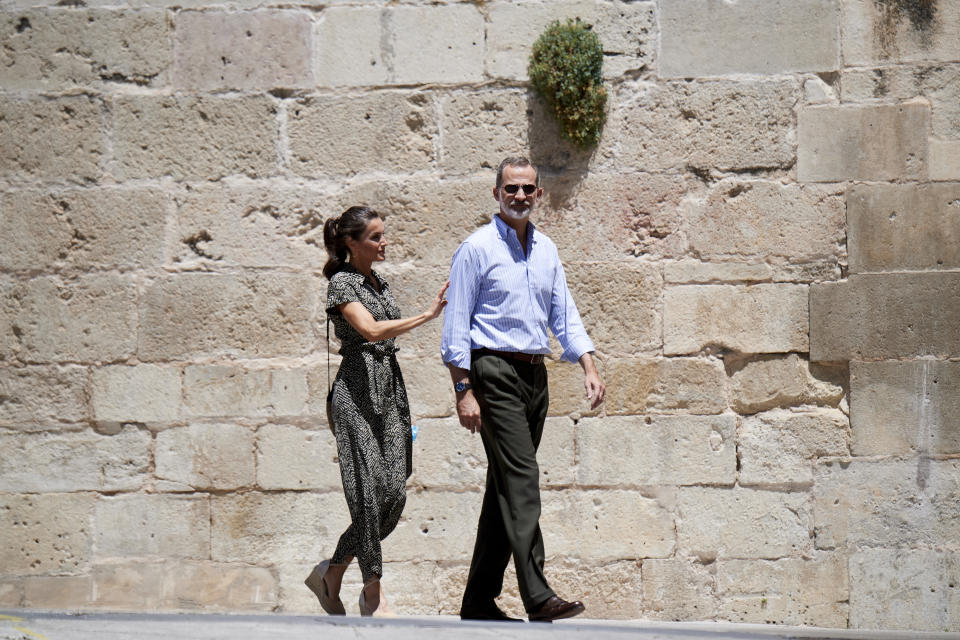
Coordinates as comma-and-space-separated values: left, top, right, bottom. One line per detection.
473, 347, 545, 365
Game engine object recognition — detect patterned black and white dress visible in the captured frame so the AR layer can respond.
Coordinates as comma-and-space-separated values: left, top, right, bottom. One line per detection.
326, 263, 412, 581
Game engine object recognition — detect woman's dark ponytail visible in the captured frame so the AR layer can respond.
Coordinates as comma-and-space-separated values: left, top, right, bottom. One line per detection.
322, 206, 380, 280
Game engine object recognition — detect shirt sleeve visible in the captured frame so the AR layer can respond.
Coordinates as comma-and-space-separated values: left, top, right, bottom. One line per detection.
441, 242, 482, 369
548, 257, 595, 363
326, 275, 359, 314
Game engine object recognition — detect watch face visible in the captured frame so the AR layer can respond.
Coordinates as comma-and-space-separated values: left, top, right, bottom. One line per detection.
455, 382, 470, 392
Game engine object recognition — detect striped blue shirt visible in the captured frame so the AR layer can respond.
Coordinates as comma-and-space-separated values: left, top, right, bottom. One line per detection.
441, 215, 595, 369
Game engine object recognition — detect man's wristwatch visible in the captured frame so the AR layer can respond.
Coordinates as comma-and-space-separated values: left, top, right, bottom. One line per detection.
454, 381, 472, 393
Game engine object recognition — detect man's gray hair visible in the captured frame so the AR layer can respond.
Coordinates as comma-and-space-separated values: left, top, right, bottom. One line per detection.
495, 157, 540, 188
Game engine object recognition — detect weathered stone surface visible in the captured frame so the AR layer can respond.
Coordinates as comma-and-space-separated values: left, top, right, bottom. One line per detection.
91, 364, 181, 428
486, 1, 655, 80
0, 581, 20, 607
665, 261, 773, 284
687, 181, 845, 262
643, 557, 716, 620
315, 6, 387, 87
139, 274, 316, 361
255, 424, 341, 491
677, 488, 811, 559
0, 365, 88, 429
0, 9, 168, 90
843, 0, 960, 65
389, 5, 484, 85
160, 560, 278, 611
813, 458, 960, 549
0, 94, 104, 183
0, 427, 149, 492
409, 417, 486, 490
544, 558, 645, 620
848, 182, 960, 272
537, 418, 577, 488
183, 365, 308, 418
543, 490, 675, 560
716, 554, 848, 627
95, 494, 210, 559
0, 187, 168, 272
174, 10, 311, 90
399, 356, 453, 419
156, 424, 255, 490
798, 101, 929, 182
804, 76, 838, 105
212, 492, 349, 564
665, 284, 808, 355
728, 353, 845, 414
565, 261, 661, 356
606, 79, 797, 172
112, 95, 278, 181
0, 493, 94, 574
739, 409, 849, 487
578, 415, 736, 487
90, 562, 164, 609
849, 549, 960, 632
23, 575, 90, 608
810, 273, 960, 361
371, 264, 449, 357
931, 140, 960, 181
660, 0, 839, 77
388, 490, 479, 562
288, 93, 436, 179
603, 357, 727, 416
545, 356, 605, 418
371, 562, 439, 616
850, 360, 960, 456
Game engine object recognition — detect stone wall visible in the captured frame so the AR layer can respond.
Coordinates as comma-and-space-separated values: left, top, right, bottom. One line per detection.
1, 0, 958, 632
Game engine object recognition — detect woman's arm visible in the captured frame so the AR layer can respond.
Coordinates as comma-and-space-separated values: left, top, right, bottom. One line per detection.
339, 281, 448, 343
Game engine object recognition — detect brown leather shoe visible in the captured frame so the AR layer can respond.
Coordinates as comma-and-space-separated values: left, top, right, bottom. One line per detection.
528, 595, 585, 622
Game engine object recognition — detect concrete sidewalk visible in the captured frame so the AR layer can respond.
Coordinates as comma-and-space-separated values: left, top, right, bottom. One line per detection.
2, 611, 958, 640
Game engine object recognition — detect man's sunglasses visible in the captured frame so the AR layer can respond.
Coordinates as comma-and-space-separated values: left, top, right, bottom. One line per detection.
502, 184, 537, 195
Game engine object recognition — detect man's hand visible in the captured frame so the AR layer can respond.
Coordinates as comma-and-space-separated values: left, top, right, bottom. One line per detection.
580, 352, 605, 410
456, 389, 482, 434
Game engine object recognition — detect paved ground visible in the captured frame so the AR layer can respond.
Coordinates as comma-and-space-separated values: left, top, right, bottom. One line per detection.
2, 611, 959, 640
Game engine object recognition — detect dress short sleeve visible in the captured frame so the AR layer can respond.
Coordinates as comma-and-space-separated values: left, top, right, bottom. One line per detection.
326, 274, 360, 314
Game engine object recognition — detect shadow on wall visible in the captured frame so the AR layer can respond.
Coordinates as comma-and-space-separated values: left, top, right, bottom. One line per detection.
525, 90, 595, 210
874, 0, 939, 51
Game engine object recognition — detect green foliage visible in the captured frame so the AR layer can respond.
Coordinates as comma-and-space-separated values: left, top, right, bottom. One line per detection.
528, 18, 607, 148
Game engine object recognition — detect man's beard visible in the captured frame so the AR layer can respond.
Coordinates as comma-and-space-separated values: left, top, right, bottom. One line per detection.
499, 195, 534, 221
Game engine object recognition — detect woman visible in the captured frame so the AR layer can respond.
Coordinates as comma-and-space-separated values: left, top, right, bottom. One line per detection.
305, 206, 448, 617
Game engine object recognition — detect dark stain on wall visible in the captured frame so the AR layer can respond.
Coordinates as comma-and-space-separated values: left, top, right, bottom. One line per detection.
873, 0, 939, 56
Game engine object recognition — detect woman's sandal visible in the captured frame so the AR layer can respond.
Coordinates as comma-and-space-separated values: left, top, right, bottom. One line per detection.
304, 559, 346, 615
359, 577, 395, 617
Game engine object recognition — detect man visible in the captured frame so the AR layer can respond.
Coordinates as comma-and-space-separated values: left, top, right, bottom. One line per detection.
441, 156, 605, 622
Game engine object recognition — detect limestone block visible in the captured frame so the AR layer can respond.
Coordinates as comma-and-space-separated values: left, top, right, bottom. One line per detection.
660, 0, 839, 77
387, 490, 479, 562
564, 261, 661, 356
813, 458, 960, 549
577, 415, 736, 487
172, 182, 330, 269
409, 417, 486, 490
851, 360, 960, 456
677, 487, 811, 559
664, 284, 808, 355
256, 424, 341, 491
0, 581, 20, 606
688, 181, 845, 262
315, 6, 387, 87
485, 1, 656, 80
538, 417, 576, 488
174, 10, 311, 90
182, 365, 308, 418
0, 9, 168, 90
543, 558, 645, 620
843, 0, 960, 65
139, 274, 316, 361
23, 575, 90, 608
545, 355, 605, 418
849, 549, 960, 632
399, 356, 453, 419
434, 562, 478, 615
604, 357, 727, 416
156, 424, 255, 491
0, 364, 88, 429
306, 359, 339, 427
0, 94, 104, 183
804, 76, 838, 105
0, 278, 20, 360
0, 427, 149, 492
798, 102, 929, 182
606, 79, 796, 172
211, 492, 349, 564
728, 354, 845, 415
372, 561, 439, 616
769, 262, 844, 284
91, 562, 164, 609
287, 92, 436, 179
642, 557, 715, 620
716, 554, 848, 627
931, 140, 960, 181
112, 95, 278, 181
160, 560, 278, 611
848, 183, 960, 272
810, 273, 960, 361
372, 265, 449, 356
739, 409, 849, 487
543, 490, 675, 560
95, 494, 210, 559
91, 364, 181, 428
0, 492, 95, 574
388, 5, 484, 85
665, 261, 773, 284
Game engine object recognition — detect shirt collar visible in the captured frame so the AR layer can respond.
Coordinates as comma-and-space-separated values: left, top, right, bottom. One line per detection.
493, 214, 536, 248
